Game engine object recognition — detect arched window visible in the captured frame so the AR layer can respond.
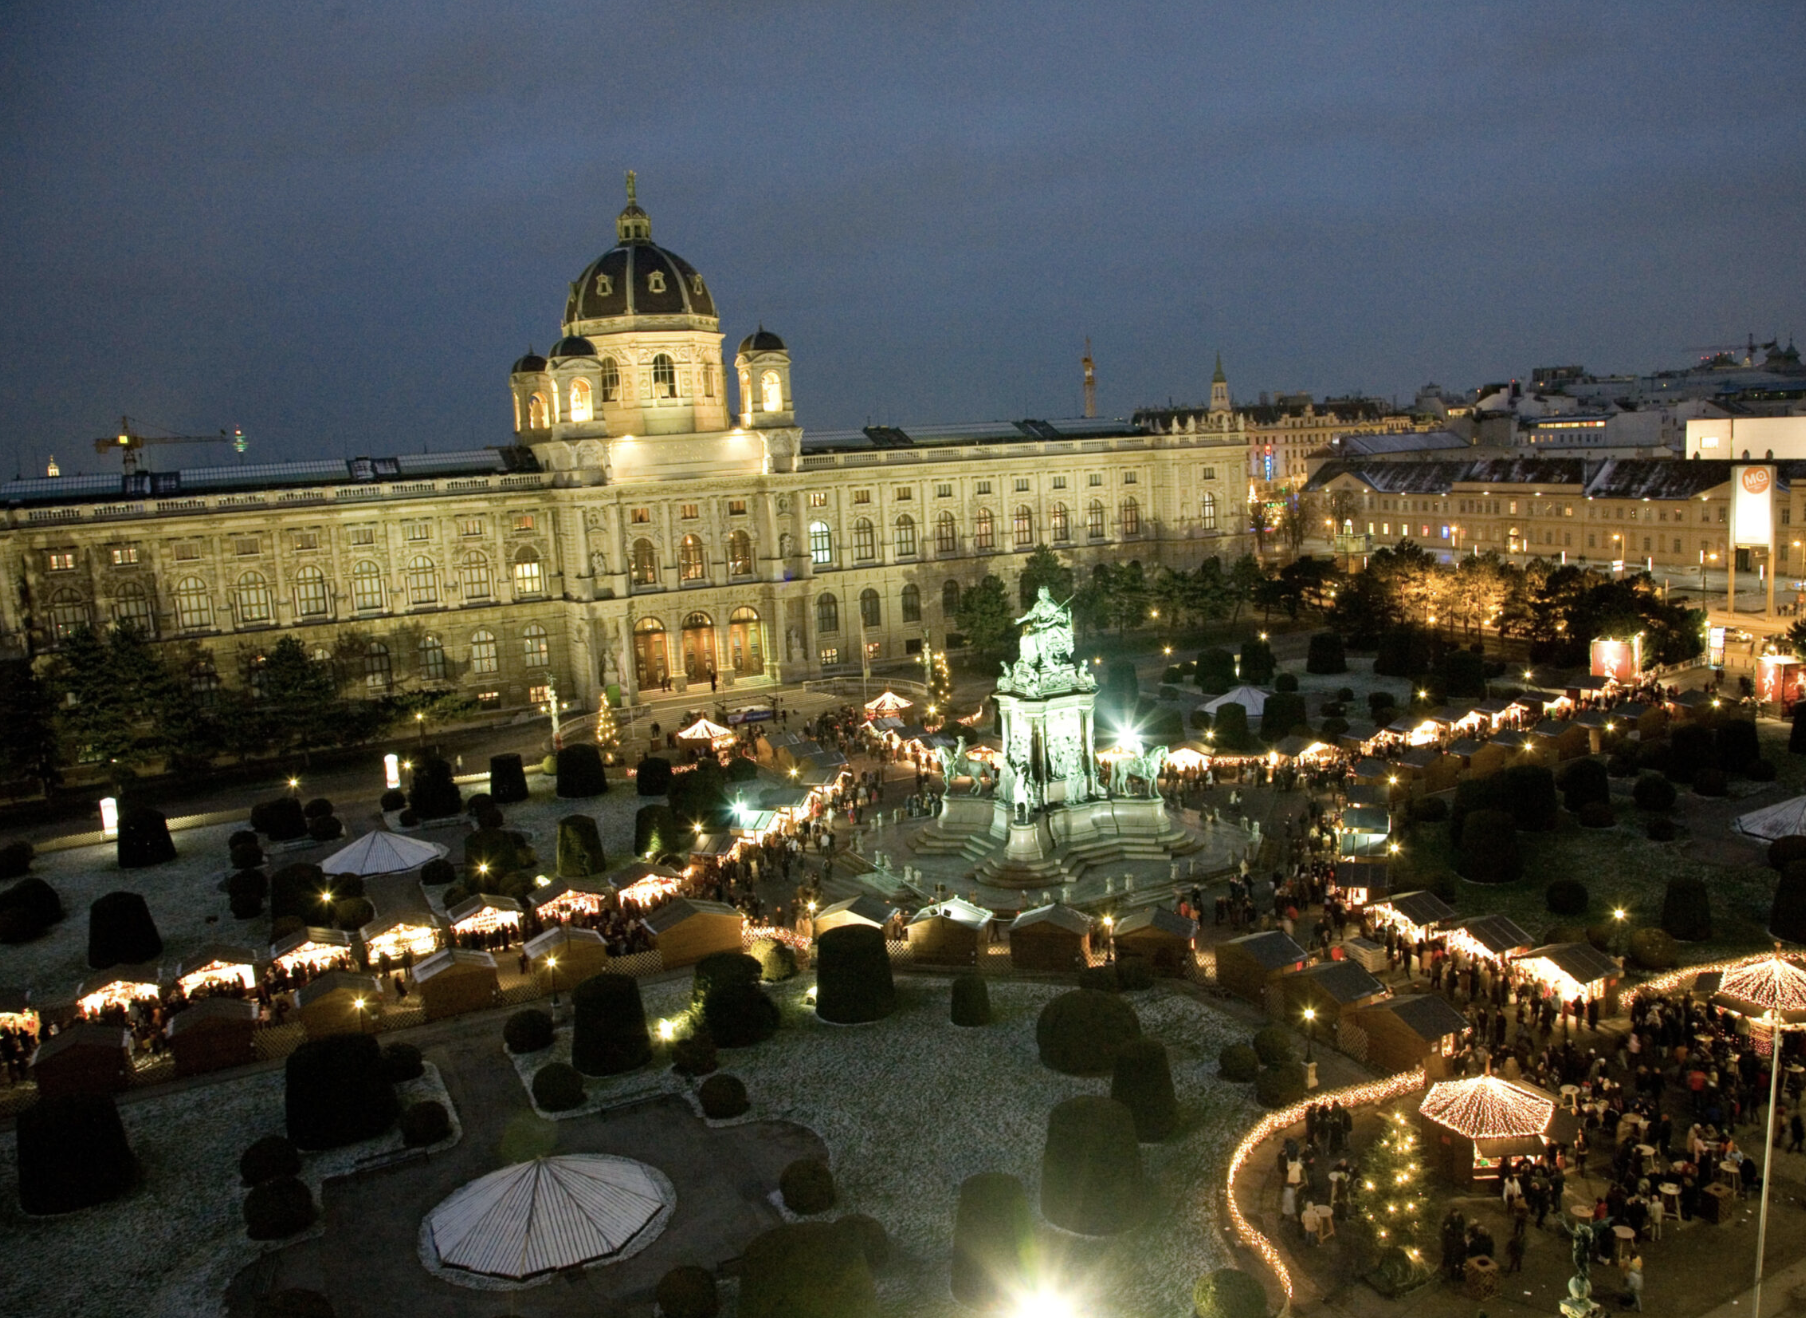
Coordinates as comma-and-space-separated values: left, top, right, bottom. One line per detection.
816, 592, 840, 633
633, 616, 668, 689
1087, 499, 1106, 540
113, 581, 154, 635
236, 571, 273, 624
1013, 505, 1034, 548
460, 554, 492, 601
528, 393, 548, 428
761, 369, 782, 414
808, 520, 833, 565
894, 515, 917, 558
728, 530, 754, 576
973, 509, 995, 551
1120, 497, 1141, 537
942, 580, 961, 616
470, 629, 499, 675
631, 539, 659, 586
513, 549, 544, 597
859, 588, 881, 629
679, 534, 706, 582
364, 641, 392, 693
853, 518, 876, 562
652, 353, 677, 398
935, 511, 958, 554
352, 560, 385, 611
901, 583, 921, 622
405, 555, 438, 606
190, 659, 221, 708
47, 588, 88, 642
1201, 492, 1218, 531
1050, 503, 1070, 542
293, 566, 329, 618
419, 634, 447, 681
173, 576, 213, 631
599, 357, 620, 402
522, 623, 550, 668
569, 378, 593, 423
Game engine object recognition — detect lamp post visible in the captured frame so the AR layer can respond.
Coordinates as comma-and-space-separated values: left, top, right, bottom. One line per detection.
546, 954, 559, 1007
1302, 1006, 1317, 1062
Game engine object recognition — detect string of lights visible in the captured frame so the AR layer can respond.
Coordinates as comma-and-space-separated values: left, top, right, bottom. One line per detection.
1622, 950, 1784, 1006
1418, 1074, 1554, 1140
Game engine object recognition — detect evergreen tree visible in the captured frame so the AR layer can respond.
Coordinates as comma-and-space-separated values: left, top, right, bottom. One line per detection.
954, 575, 1016, 661
47, 625, 207, 785
1017, 544, 1073, 609
594, 690, 619, 751
0, 659, 60, 794
1352, 1111, 1432, 1291
927, 645, 953, 718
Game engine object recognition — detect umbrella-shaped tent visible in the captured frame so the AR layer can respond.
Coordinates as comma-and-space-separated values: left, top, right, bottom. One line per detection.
426, 1154, 674, 1280
865, 689, 913, 715
675, 717, 735, 748
1204, 684, 1267, 716
1733, 797, 1806, 843
321, 831, 448, 877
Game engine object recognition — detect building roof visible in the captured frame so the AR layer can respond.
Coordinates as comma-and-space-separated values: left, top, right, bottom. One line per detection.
323, 831, 449, 877
33, 1021, 131, 1064
1451, 913, 1534, 955
738, 328, 787, 354
1516, 941, 1619, 986
1420, 1075, 1556, 1139
530, 879, 616, 911
1223, 930, 1308, 970
524, 925, 606, 958
1361, 993, 1469, 1042
1375, 890, 1456, 928
175, 944, 259, 979
801, 416, 1146, 455
1291, 959, 1387, 1003
1335, 860, 1389, 889
909, 897, 993, 929
815, 895, 897, 927
294, 970, 381, 1007
1010, 903, 1092, 935
1114, 906, 1195, 939
270, 927, 351, 959
642, 898, 742, 934
447, 894, 524, 924
563, 237, 716, 324
76, 964, 162, 1000
166, 997, 258, 1035
1307, 455, 1763, 503
412, 948, 498, 982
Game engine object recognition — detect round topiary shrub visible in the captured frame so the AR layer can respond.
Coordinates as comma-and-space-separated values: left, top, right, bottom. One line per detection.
1560, 759, 1611, 813
0, 876, 63, 943
331, 896, 373, 931
704, 981, 780, 1048
532, 1062, 586, 1112
399, 1100, 450, 1146
1584, 923, 1613, 951
1607, 751, 1638, 778
488, 752, 530, 805
306, 815, 344, 843
268, 863, 326, 924
1035, 989, 1141, 1075
750, 937, 798, 982
1194, 1266, 1268, 1318
252, 797, 309, 841
1218, 1042, 1260, 1082
379, 789, 407, 812
407, 756, 461, 820
1251, 1025, 1294, 1067
1661, 876, 1713, 941
656, 1265, 720, 1318
1628, 927, 1679, 971
465, 792, 493, 819
1543, 924, 1587, 946
1748, 759, 1779, 782
636, 755, 675, 796
1410, 796, 1449, 823
230, 841, 265, 871
1111, 1038, 1177, 1141
556, 814, 607, 878
1694, 768, 1729, 797
692, 951, 763, 1004
244, 1176, 317, 1239
1077, 964, 1121, 993
1772, 860, 1806, 943
951, 1172, 1032, 1307
0, 838, 35, 879
398, 809, 418, 827
780, 1158, 837, 1214
117, 804, 176, 869
1274, 672, 1299, 693
555, 744, 609, 798
1546, 879, 1589, 916
382, 1042, 424, 1083
284, 1034, 399, 1151
1255, 1063, 1307, 1109
1040, 1095, 1144, 1235
1646, 816, 1677, 842
1115, 954, 1155, 992
1633, 773, 1677, 812
739, 1220, 877, 1318
571, 973, 652, 1076
87, 890, 162, 969
837, 1213, 890, 1270
672, 1027, 719, 1076
950, 973, 991, 1027
1769, 836, 1806, 871
257, 1291, 335, 1318
16, 1093, 136, 1215
239, 1134, 301, 1186
815, 924, 896, 1024
302, 798, 333, 820
1457, 808, 1522, 884
420, 857, 456, 887
503, 1008, 554, 1054
698, 1073, 749, 1118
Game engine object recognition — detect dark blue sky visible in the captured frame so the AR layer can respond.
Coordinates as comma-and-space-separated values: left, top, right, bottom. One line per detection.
3, 2, 1802, 475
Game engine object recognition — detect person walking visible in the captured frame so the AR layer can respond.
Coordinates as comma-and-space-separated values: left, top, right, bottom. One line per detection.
1624, 1251, 1643, 1311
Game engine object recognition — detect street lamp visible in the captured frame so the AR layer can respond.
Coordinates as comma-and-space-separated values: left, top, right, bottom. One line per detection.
287, 776, 300, 795
415, 710, 426, 743
1302, 1005, 1317, 1062
546, 954, 559, 1007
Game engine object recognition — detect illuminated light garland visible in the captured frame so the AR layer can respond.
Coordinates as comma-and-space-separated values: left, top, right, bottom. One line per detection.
1718, 956, 1806, 1015
742, 923, 810, 952
1223, 1066, 1425, 1303
1625, 951, 1801, 1008
617, 873, 685, 906
1418, 1074, 1554, 1140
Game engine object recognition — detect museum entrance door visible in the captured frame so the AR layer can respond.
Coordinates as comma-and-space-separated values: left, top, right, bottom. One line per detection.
681, 612, 717, 682
633, 618, 669, 690
728, 606, 764, 676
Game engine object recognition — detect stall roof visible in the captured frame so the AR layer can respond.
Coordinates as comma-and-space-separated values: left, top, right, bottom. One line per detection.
321, 831, 449, 877
1451, 913, 1534, 956
1335, 860, 1389, 890
815, 895, 897, 928
447, 894, 524, 924
271, 927, 351, 958
1223, 929, 1307, 970
1515, 941, 1618, 985
688, 831, 736, 857
643, 898, 742, 934
175, 944, 259, 979
1342, 806, 1391, 833
1344, 784, 1390, 807
413, 948, 498, 982
295, 970, 381, 1006
1447, 737, 1488, 758
524, 924, 606, 958
1114, 906, 1195, 939
1291, 959, 1386, 1003
166, 997, 258, 1035
1375, 890, 1455, 928
77, 964, 162, 999
1398, 747, 1440, 770
1420, 1074, 1556, 1139
529, 878, 616, 911
1010, 903, 1093, 935
34, 1021, 130, 1064
1352, 757, 1392, 779
1732, 796, 1806, 842
1364, 993, 1468, 1042
909, 896, 993, 929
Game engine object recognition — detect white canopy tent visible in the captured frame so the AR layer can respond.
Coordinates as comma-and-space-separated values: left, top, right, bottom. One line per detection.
321, 831, 448, 877
865, 690, 913, 715
676, 717, 735, 747
1733, 796, 1806, 843
426, 1155, 674, 1280
1204, 685, 1268, 717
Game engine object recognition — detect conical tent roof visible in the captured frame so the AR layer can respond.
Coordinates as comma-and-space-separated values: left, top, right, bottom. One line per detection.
321, 830, 449, 876
865, 689, 912, 714
1732, 796, 1806, 842
1204, 684, 1267, 716
676, 716, 734, 741
427, 1155, 673, 1279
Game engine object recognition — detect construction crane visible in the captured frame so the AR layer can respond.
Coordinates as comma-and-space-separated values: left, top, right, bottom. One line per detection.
1082, 338, 1096, 418
94, 415, 246, 474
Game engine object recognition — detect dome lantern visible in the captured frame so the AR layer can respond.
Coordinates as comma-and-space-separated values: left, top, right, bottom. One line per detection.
616, 169, 651, 244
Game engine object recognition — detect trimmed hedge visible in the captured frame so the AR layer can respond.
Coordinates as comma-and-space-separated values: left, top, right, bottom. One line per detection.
815, 924, 896, 1024
1749, 758, 1779, 782
1239, 638, 1275, 685
739, 1221, 878, 1318
305, 815, 343, 843
0, 876, 63, 943
703, 981, 780, 1048
1502, 764, 1559, 831
87, 890, 162, 968
420, 857, 455, 887
463, 827, 527, 879
117, 804, 176, 869
379, 789, 407, 812
284, 1035, 398, 1151
1115, 954, 1155, 992
1212, 702, 1253, 751
1219, 1043, 1260, 1082
1274, 672, 1299, 693
240, 1135, 301, 1186
1718, 719, 1760, 774
692, 951, 763, 1005
382, 1042, 424, 1083
555, 744, 609, 798
950, 974, 991, 1026
750, 937, 798, 982
1077, 964, 1121, 993
672, 1031, 719, 1078
503, 1008, 554, 1054
1545, 879, 1589, 916
17, 1094, 136, 1215
407, 756, 462, 820
1646, 817, 1677, 842
488, 753, 529, 804
1633, 773, 1677, 812
1409, 796, 1449, 824
571, 973, 652, 1076
1771, 836, 1806, 872
1628, 927, 1679, 971
1111, 1038, 1178, 1141
698, 1073, 749, 1118
633, 805, 679, 861
1260, 692, 1308, 743
532, 1062, 586, 1111
1194, 1267, 1268, 1318
636, 755, 675, 796
838, 1213, 890, 1270
780, 1158, 837, 1214
1040, 1095, 1144, 1234
1251, 1026, 1294, 1067
0, 839, 33, 879
1255, 1063, 1307, 1109
244, 1176, 317, 1239
1661, 876, 1713, 942
1457, 809, 1522, 884
1560, 759, 1610, 813
227, 869, 267, 920
1772, 860, 1806, 943
1035, 989, 1141, 1075
252, 797, 308, 841
269, 863, 326, 925
656, 1266, 720, 1318
1577, 801, 1615, 829
556, 814, 606, 878
1695, 768, 1729, 797
1306, 632, 1347, 674
951, 1172, 1033, 1308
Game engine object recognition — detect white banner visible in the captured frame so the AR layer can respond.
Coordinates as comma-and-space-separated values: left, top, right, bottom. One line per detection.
1733, 464, 1775, 548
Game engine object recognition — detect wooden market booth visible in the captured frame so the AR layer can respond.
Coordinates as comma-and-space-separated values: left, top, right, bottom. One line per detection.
1215, 930, 1308, 1005
531, 878, 615, 923
1417, 1074, 1556, 1189
642, 898, 745, 970
1489, 729, 1552, 769
1342, 993, 1469, 1076
1532, 718, 1589, 762
0, 989, 38, 1046
32, 1022, 133, 1097
1333, 860, 1390, 905
525, 925, 609, 986
1447, 737, 1505, 781
1398, 747, 1460, 794
1443, 914, 1533, 964
1112, 906, 1196, 975
76, 965, 161, 1018
446, 894, 524, 940
410, 948, 499, 1020
907, 897, 994, 968
360, 912, 445, 965
1279, 959, 1388, 1028
270, 927, 353, 975
295, 969, 383, 1039
1008, 904, 1092, 972
1512, 941, 1622, 1011
175, 944, 259, 996
166, 997, 258, 1076
813, 895, 897, 939
1366, 890, 1456, 943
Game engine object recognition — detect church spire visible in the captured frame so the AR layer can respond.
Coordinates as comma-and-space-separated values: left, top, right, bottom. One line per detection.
616, 169, 651, 243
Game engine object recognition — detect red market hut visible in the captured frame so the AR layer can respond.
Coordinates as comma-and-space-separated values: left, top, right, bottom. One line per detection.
32, 1022, 134, 1098
166, 997, 259, 1077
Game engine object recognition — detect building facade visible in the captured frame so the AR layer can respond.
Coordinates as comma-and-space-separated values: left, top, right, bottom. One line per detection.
0, 184, 1250, 713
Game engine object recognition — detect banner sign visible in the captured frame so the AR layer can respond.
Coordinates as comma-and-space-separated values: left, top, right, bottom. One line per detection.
1758, 658, 1802, 710
1732, 464, 1775, 548
1709, 626, 1726, 667
1589, 637, 1641, 683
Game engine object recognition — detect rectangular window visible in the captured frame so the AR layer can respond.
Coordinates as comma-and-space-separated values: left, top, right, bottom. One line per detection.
528, 683, 550, 706
809, 492, 828, 508
1784, 508, 1794, 526
905, 637, 922, 655
460, 517, 483, 536
233, 537, 260, 556
1088, 473, 1102, 487
404, 522, 431, 541
975, 481, 992, 496
293, 531, 321, 551
47, 551, 75, 571
630, 507, 651, 523
865, 641, 882, 660
1588, 533, 1597, 549
893, 487, 912, 500
513, 514, 536, 532
680, 503, 699, 520
1052, 475, 1067, 489
477, 691, 500, 710
351, 526, 377, 545
852, 489, 871, 504
173, 543, 201, 561
110, 546, 139, 566
1014, 478, 1030, 493
1201, 467, 1215, 480
935, 483, 952, 498
1123, 471, 1137, 484
819, 646, 840, 666
728, 499, 747, 515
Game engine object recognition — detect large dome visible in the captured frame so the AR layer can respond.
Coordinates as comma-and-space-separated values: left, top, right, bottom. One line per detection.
562, 173, 715, 327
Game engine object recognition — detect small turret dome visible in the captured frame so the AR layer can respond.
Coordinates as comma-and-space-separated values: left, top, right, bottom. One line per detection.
511, 347, 546, 374
738, 327, 786, 354
549, 335, 596, 358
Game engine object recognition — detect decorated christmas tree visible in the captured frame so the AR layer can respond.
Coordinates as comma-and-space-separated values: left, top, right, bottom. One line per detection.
927, 646, 953, 722
1352, 1110, 1432, 1294
594, 691, 619, 755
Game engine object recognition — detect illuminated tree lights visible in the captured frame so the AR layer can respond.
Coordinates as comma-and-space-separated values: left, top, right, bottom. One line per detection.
1353, 1112, 1428, 1255
1418, 1075, 1555, 1141
594, 691, 619, 749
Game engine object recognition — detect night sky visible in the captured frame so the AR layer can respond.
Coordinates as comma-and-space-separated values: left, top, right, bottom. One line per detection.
3, 2, 1802, 476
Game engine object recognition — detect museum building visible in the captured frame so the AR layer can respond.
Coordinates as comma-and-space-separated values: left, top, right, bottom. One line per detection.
0, 182, 1250, 713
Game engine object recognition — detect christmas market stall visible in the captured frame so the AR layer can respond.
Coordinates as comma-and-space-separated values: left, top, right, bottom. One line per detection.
1512, 941, 1621, 1010
174, 944, 259, 995
1342, 994, 1469, 1077
1488, 729, 1552, 769
531, 878, 615, 923
613, 861, 686, 910
166, 997, 258, 1077
0, 989, 38, 1043
1398, 746, 1459, 793
1215, 930, 1308, 1005
907, 897, 994, 968
1279, 959, 1388, 1029
360, 911, 445, 964
270, 927, 353, 975
295, 969, 383, 1039
410, 948, 500, 1020
1417, 1074, 1556, 1189
813, 895, 897, 939
32, 1022, 134, 1098
642, 898, 745, 970
77, 965, 161, 1017
676, 716, 736, 752
526, 925, 609, 986
1339, 805, 1393, 859
1271, 735, 1338, 767
1531, 718, 1589, 762
1007, 904, 1092, 972
1164, 741, 1211, 773
1366, 891, 1455, 943
447, 894, 524, 940
1333, 860, 1390, 906
865, 689, 913, 716
1443, 737, 1502, 780
1443, 914, 1533, 963
1342, 782, 1391, 809
1112, 906, 1196, 975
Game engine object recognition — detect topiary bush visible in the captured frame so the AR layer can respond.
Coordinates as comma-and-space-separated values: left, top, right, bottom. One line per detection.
408, 756, 462, 820
1694, 768, 1729, 797
1457, 808, 1522, 884
399, 1099, 450, 1146
1646, 816, 1677, 842
1628, 927, 1679, 971
571, 973, 651, 1076
1218, 1042, 1260, 1082
1772, 860, 1806, 943
252, 797, 309, 841
1077, 964, 1121, 993
1194, 1266, 1269, 1318
1035, 989, 1142, 1075
1111, 1038, 1178, 1141
1195, 647, 1237, 694
698, 1072, 749, 1118
1255, 1063, 1307, 1109
301, 798, 332, 820
1560, 759, 1611, 813
268, 863, 326, 924
633, 804, 679, 860
230, 838, 265, 871
87, 890, 162, 968
305, 815, 343, 843
16, 1093, 136, 1215
692, 951, 763, 1005
532, 1062, 586, 1112
1114, 954, 1155, 991
488, 753, 529, 804
420, 857, 455, 887
1661, 876, 1713, 942
656, 1265, 720, 1318
1260, 692, 1308, 743
240, 1135, 302, 1187
332, 896, 373, 931
1274, 672, 1299, 693
556, 814, 606, 878
750, 937, 798, 982
950, 973, 991, 1026
1251, 1025, 1294, 1067
503, 1008, 554, 1054
243, 1176, 317, 1239
1409, 796, 1449, 824
1717, 719, 1760, 774
381, 1042, 424, 1083
1632, 773, 1677, 813
227, 868, 267, 920
1239, 637, 1276, 685
739, 1220, 878, 1318
463, 826, 526, 878
636, 755, 675, 796
117, 804, 177, 869
951, 1172, 1033, 1308
1306, 632, 1347, 674
837, 1213, 890, 1271
672, 1028, 719, 1077
284, 1035, 399, 1151
1545, 879, 1589, 916
704, 981, 780, 1047
0, 838, 34, 880
1768, 836, 1806, 871
1040, 1095, 1144, 1235
1212, 702, 1252, 751
379, 789, 407, 812
1578, 801, 1615, 829
781, 1158, 837, 1214
555, 744, 608, 798
1748, 758, 1779, 782
1502, 763, 1559, 831
0, 876, 63, 943
815, 924, 896, 1024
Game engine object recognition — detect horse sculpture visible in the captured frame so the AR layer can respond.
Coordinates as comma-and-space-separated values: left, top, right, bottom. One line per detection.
1110, 745, 1170, 798
934, 737, 985, 795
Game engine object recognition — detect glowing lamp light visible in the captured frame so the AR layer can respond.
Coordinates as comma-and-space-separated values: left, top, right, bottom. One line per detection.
384, 753, 401, 790
1010, 1288, 1077, 1318
99, 796, 119, 839
477, 862, 490, 876
657, 1019, 676, 1042
287, 777, 300, 790
353, 997, 366, 1011
1612, 908, 1627, 922
534, 874, 551, 888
